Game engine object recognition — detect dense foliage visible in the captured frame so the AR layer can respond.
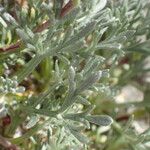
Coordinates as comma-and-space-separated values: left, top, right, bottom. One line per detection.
0, 0, 150, 150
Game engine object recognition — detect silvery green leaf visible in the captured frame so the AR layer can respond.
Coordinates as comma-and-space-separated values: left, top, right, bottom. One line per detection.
21, 106, 57, 117
100, 17, 119, 27
93, 8, 110, 21
59, 7, 80, 25
92, 0, 107, 14
85, 115, 113, 126
76, 73, 83, 81
61, 40, 85, 53
93, 27, 108, 44
68, 66, 75, 82
56, 127, 65, 144
16, 28, 30, 43
68, 127, 89, 144
80, 105, 95, 116
102, 69, 110, 78
26, 27, 34, 39
94, 83, 109, 93
67, 124, 85, 132
63, 25, 74, 43
76, 96, 91, 105
3, 12, 18, 26
64, 105, 95, 120
54, 0, 63, 18
107, 35, 127, 43
126, 40, 150, 54
83, 56, 104, 77
56, 67, 76, 113
27, 43, 36, 50
96, 43, 122, 50
64, 21, 96, 46
68, 66, 76, 95
55, 60, 60, 79
56, 54, 70, 65
45, 25, 55, 41
0, 106, 7, 118
107, 54, 118, 65
68, 66, 76, 94
132, 2, 142, 20
63, 113, 83, 122
83, 57, 97, 74
16, 54, 44, 83
58, 91, 76, 113
0, 16, 7, 28
76, 71, 102, 93
0, 6, 4, 13
16, 86, 25, 93
25, 115, 39, 129
41, 2, 51, 11
118, 30, 135, 40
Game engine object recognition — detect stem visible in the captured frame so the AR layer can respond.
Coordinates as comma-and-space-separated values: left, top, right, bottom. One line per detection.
0, 41, 21, 52
33, 20, 51, 33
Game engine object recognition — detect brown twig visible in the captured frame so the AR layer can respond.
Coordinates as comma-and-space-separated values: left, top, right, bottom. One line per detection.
0, 41, 21, 52
116, 115, 130, 122
33, 20, 51, 33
